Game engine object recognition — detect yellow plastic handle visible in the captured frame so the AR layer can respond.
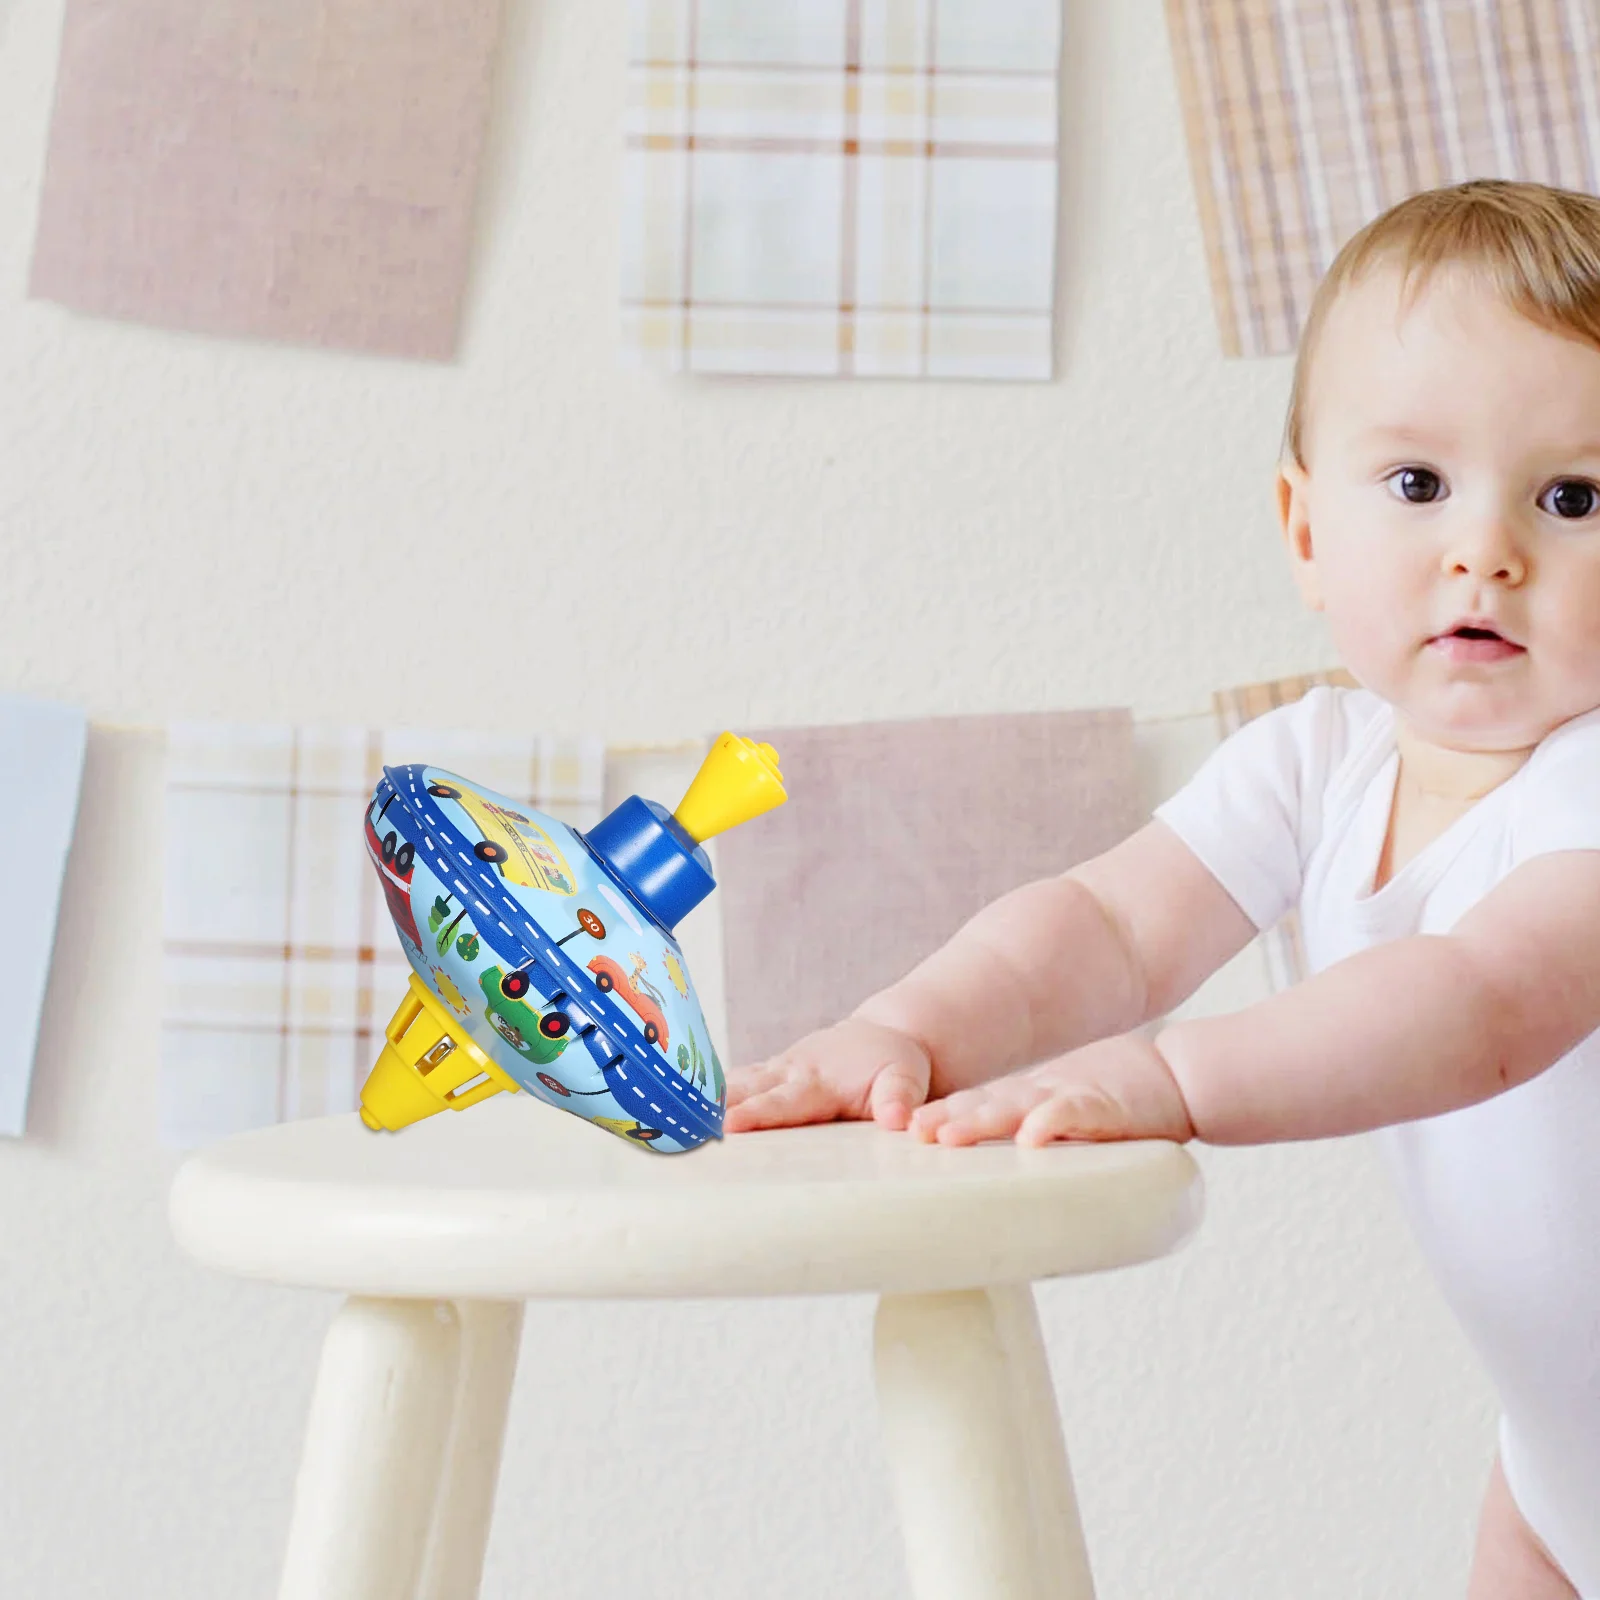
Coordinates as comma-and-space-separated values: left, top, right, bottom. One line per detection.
672, 732, 787, 844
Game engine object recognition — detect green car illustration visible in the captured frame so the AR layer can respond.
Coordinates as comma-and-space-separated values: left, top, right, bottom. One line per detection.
479, 966, 570, 1066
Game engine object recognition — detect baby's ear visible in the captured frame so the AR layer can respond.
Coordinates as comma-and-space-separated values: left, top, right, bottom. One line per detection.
1276, 461, 1323, 612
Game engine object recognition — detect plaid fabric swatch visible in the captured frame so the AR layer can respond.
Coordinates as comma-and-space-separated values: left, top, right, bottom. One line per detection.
715, 710, 1140, 1067
621, 0, 1062, 379
30, 0, 503, 360
1165, 0, 1600, 357
161, 725, 604, 1147
1213, 669, 1358, 989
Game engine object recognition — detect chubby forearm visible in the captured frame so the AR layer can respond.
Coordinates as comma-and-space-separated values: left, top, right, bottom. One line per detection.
1152, 933, 1539, 1144
853, 874, 1147, 1099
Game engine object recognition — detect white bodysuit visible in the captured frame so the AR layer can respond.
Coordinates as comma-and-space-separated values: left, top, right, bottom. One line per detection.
1154, 685, 1600, 1594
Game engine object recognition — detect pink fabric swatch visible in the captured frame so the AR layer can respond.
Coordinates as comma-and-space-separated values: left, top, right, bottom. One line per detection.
717, 711, 1141, 1068
30, 0, 503, 360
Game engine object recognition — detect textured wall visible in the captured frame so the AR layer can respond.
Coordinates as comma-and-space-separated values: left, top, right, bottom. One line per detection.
0, 0, 1496, 1596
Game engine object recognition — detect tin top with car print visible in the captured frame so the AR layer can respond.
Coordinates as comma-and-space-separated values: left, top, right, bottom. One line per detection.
358, 733, 786, 1153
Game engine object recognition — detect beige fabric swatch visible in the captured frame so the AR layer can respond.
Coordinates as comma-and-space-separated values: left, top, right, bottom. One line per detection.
622, 0, 1062, 379
162, 723, 604, 1148
1213, 668, 1359, 989
716, 711, 1141, 1066
1166, 0, 1600, 357
30, 0, 503, 360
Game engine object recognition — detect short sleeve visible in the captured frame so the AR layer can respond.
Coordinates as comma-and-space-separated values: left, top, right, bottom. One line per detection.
1511, 706, 1600, 864
1153, 687, 1346, 931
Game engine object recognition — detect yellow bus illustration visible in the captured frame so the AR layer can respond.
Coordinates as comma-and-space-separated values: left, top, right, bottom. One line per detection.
426, 780, 577, 896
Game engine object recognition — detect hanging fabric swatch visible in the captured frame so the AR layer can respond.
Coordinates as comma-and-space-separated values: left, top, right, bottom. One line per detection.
30, 0, 504, 360
1212, 669, 1357, 990
1165, 0, 1600, 357
0, 697, 88, 1137
161, 725, 604, 1147
622, 0, 1063, 379
714, 710, 1139, 1068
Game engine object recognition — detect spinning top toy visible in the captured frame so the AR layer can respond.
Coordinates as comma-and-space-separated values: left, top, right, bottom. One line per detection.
357, 733, 785, 1153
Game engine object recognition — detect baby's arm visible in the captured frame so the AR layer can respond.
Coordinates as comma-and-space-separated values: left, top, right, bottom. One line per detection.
864, 820, 1256, 1095
1160, 848, 1600, 1142
920, 846, 1600, 1147
724, 819, 1258, 1131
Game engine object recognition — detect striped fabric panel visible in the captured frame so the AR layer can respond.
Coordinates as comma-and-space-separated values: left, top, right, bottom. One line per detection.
161, 724, 604, 1147
621, 0, 1062, 379
1212, 666, 1360, 736
1213, 668, 1358, 989
1166, 0, 1600, 357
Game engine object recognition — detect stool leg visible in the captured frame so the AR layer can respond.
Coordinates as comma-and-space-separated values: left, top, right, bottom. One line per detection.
987, 1283, 1095, 1595
874, 1286, 1096, 1600
415, 1300, 524, 1600
278, 1296, 461, 1600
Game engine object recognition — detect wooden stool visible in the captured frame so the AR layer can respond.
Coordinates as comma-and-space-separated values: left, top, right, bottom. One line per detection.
169, 1097, 1202, 1600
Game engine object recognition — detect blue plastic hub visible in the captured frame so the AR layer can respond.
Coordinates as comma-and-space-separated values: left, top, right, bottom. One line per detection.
582, 796, 716, 932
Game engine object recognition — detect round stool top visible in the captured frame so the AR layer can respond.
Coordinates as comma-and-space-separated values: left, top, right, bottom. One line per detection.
169, 1097, 1203, 1300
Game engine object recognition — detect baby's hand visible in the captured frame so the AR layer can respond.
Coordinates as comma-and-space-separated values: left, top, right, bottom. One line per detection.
724, 1019, 932, 1133
908, 1034, 1194, 1147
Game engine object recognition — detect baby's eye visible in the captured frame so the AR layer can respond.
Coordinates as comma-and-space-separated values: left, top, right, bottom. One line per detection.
1384, 466, 1445, 504
1537, 478, 1600, 520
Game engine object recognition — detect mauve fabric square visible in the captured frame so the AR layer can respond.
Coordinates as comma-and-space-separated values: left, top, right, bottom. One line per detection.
30, 0, 502, 359
717, 711, 1141, 1066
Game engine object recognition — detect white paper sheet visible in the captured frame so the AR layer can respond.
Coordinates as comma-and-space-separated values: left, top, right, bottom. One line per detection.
0, 695, 89, 1135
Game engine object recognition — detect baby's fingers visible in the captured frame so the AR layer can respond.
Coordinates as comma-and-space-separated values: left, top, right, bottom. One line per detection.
723, 1063, 782, 1110
1014, 1089, 1122, 1147
911, 1085, 1039, 1146
867, 1066, 926, 1130
722, 1068, 844, 1132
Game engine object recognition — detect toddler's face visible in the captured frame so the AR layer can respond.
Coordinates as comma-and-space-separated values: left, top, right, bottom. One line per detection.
1279, 264, 1600, 752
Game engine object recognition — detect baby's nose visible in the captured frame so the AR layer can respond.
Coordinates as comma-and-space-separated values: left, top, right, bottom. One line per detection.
1441, 519, 1527, 583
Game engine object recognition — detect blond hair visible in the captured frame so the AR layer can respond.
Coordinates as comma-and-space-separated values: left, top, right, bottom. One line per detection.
1285, 179, 1600, 466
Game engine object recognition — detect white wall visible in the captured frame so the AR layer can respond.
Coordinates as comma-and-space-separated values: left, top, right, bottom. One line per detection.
0, 0, 1497, 1596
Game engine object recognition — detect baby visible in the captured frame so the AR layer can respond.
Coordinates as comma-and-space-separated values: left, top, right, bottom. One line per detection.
725, 178, 1600, 1598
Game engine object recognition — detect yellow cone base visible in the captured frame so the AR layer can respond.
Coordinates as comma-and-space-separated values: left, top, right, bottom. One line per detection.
359, 973, 521, 1133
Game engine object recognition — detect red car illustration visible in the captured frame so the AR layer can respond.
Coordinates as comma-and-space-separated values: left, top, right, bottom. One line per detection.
587, 955, 670, 1051
365, 809, 422, 951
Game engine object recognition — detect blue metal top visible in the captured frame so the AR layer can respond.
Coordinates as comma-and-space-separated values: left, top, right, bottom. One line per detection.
377, 765, 723, 1148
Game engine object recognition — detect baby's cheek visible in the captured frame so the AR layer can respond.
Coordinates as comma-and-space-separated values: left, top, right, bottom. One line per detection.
1547, 560, 1600, 645
1321, 604, 1403, 687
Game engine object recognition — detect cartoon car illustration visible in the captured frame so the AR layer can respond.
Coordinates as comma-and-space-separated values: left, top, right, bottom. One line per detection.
425, 780, 577, 896
587, 954, 670, 1050
592, 1114, 664, 1144
478, 967, 571, 1066
365, 807, 423, 951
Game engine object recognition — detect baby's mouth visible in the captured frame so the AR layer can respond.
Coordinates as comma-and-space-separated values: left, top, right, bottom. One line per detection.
1427, 624, 1526, 664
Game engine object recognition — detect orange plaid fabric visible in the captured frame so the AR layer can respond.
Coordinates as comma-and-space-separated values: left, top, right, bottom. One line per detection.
161, 724, 604, 1147
1166, 0, 1600, 357
622, 0, 1062, 379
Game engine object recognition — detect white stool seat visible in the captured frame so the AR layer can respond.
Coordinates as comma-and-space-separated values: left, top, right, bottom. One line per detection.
169, 1098, 1204, 1600
170, 1096, 1202, 1299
